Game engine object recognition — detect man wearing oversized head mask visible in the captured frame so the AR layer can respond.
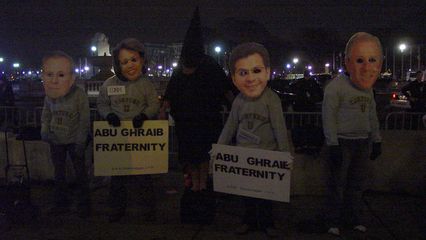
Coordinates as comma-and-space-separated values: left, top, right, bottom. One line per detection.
41, 51, 91, 218
322, 32, 383, 236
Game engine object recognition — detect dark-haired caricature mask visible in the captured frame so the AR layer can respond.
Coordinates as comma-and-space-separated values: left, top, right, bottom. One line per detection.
118, 49, 143, 81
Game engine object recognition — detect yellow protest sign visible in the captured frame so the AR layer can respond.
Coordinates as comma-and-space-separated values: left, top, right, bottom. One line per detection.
93, 120, 168, 176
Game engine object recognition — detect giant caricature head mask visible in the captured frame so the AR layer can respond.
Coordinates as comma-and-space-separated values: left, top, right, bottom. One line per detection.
345, 32, 383, 90
229, 42, 271, 99
112, 38, 145, 81
42, 52, 75, 99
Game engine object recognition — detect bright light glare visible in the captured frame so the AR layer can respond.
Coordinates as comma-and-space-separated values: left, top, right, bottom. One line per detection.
399, 43, 406, 52
91, 46, 97, 52
293, 58, 299, 64
215, 46, 221, 53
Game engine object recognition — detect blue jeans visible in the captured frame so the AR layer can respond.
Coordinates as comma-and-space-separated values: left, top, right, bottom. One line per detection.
325, 138, 370, 226
242, 197, 274, 229
50, 143, 90, 209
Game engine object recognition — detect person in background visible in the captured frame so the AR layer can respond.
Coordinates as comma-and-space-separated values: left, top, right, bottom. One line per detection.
97, 38, 160, 223
322, 32, 383, 236
40, 51, 91, 218
217, 42, 290, 237
401, 70, 426, 112
0, 75, 14, 106
289, 69, 324, 155
0, 75, 15, 128
290, 69, 323, 112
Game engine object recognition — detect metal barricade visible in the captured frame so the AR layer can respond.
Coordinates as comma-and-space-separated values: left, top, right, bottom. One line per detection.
385, 111, 426, 130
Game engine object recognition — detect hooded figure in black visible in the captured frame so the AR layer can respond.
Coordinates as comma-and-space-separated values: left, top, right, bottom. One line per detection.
0, 75, 15, 127
160, 7, 234, 223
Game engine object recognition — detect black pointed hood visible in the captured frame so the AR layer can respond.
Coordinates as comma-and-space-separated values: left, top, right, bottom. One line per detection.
180, 6, 204, 68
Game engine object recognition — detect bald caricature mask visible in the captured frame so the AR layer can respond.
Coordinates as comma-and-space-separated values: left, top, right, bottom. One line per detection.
42, 57, 75, 99
345, 38, 383, 90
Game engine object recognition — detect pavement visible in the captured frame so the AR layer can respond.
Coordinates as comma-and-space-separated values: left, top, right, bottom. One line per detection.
1, 169, 425, 240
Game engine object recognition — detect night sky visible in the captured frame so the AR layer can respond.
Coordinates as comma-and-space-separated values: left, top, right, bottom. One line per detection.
1, 0, 425, 68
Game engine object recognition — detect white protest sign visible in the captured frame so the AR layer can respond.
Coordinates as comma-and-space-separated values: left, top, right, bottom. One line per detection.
93, 120, 168, 176
212, 144, 292, 202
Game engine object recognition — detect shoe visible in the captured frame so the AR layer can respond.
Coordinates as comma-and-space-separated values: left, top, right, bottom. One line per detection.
264, 227, 280, 237
47, 206, 70, 216
235, 224, 250, 235
108, 212, 124, 223
328, 227, 340, 236
353, 225, 367, 232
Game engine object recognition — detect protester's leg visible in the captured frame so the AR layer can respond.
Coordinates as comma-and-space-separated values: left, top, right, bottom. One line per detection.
136, 174, 156, 221
50, 144, 69, 212
199, 161, 209, 191
190, 164, 200, 192
242, 197, 258, 228
69, 144, 91, 217
325, 140, 352, 230
344, 139, 370, 227
257, 199, 274, 229
109, 175, 127, 221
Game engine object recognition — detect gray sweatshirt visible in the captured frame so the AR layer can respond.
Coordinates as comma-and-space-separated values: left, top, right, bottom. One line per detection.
41, 85, 90, 145
322, 74, 381, 146
218, 88, 289, 152
97, 75, 160, 120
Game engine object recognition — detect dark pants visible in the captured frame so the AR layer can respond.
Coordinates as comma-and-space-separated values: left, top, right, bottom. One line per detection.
109, 175, 156, 215
50, 144, 90, 209
325, 138, 370, 227
242, 197, 274, 229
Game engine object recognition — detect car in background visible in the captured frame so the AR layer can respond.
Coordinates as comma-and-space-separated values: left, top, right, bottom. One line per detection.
311, 73, 332, 88
268, 77, 295, 111
390, 91, 411, 109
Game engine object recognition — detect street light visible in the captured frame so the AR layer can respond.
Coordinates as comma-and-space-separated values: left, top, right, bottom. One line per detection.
292, 58, 299, 64
0, 57, 4, 62
399, 43, 406, 80
325, 63, 330, 73
214, 46, 222, 64
91, 46, 97, 56
13, 63, 20, 68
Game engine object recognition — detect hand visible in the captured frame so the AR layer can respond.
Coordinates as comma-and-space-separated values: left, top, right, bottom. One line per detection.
370, 142, 382, 160
158, 110, 168, 120
132, 113, 148, 128
106, 113, 121, 127
328, 145, 342, 164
